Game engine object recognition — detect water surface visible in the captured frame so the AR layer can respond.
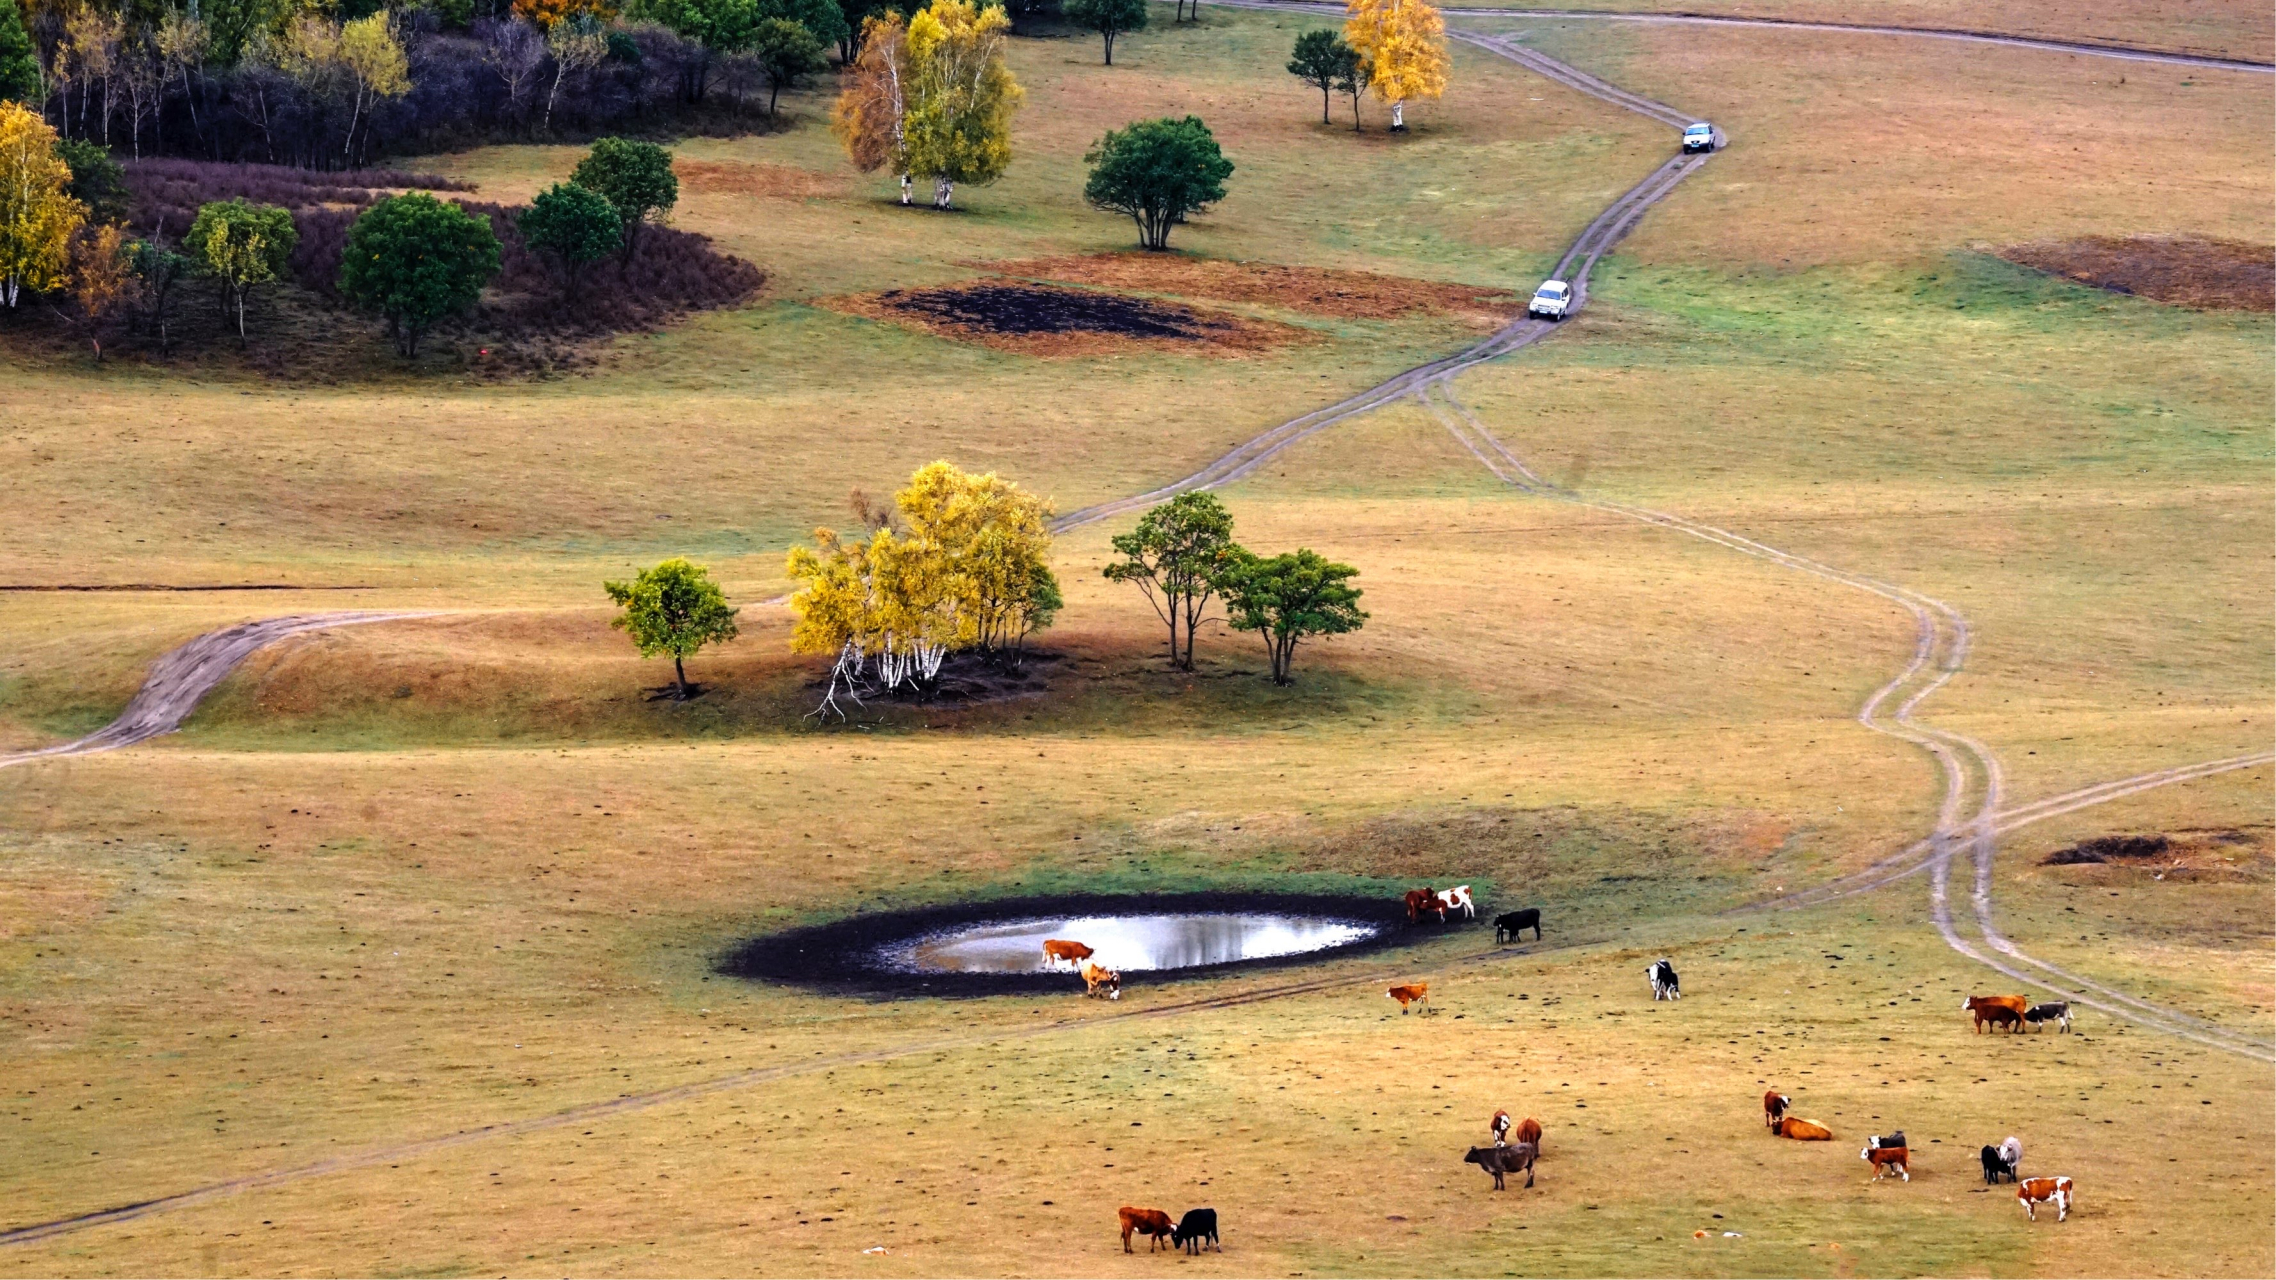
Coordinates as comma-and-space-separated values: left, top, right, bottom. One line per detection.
882, 913, 1382, 974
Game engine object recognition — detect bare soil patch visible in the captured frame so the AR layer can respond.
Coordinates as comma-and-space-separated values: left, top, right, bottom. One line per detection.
825, 281, 1309, 357
984, 252, 1525, 324
675, 159, 848, 201
1997, 236, 2274, 311
2041, 827, 2273, 882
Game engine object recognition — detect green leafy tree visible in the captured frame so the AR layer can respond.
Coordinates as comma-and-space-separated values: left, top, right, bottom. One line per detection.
750, 15, 825, 115
517, 181, 618, 294
1337, 44, 1370, 130
336, 193, 501, 358
54, 139, 127, 223
1063, 0, 1144, 64
1219, 548, 1366, 685
184, 198, 295, 343
1082, 115, 1232, 251
0, 0, 39, 104
1286, 29, 1356, 125
604, 557, 741, 699
129, 236, 193, 355
1103, 491, 1237, 671
570, 135, 677, 258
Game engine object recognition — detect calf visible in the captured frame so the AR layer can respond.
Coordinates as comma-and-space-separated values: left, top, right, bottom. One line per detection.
1981, 1144, 2018, 1185
1646, 958, 1681, 1001
2025, 1001, 2072, 1033
1489, 1109, 1511, 1146
2018, 1176, 2073, 1222
1861, 1144, 1910, 1182
1386, 982, 1430, 1014
1763, 1090, 1792, 1130
1776, 1117, 1833, 1141
1437, 885, 1476, 920
1513, 1116, 1543, 1151
1170, 1208, 1220, 1254
1464, 1141, 1537, 1190
1494, 909, 1542, 943
1119, 1206, 1174, 1253
1079, 961, 1120, 1001
1965, 995, 2029, 1033
1042, 939, 1093, 969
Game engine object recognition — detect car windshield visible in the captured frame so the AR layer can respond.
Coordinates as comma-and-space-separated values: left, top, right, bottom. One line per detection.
1535, 285, 1565, 298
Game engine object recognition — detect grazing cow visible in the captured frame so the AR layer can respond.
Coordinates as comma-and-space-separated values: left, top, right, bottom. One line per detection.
1490, 1109, 1511, 1146
1867, 1131, 1907, 1151
1513, 1116, 1543, 1151
1861, 1144, 1910, 1182
2017, 1176, 2073, 1222
1965, 996, 2027, 1033
1079, 961, 1120, 1000
1981, 1145, 2019, 1185
1494, 909, 1542, 943
1764, 1090, 1792, 1130
1776, 1117, 1833, 1141
2025, 1001, 2072, 1033
1170, 1208, 1220, 1254
1436, 885, 1476, 920
1386, 982, 1430, 1014
1464, 1141, 1537, 1190
1042, 939, 1094, 969
2001, 1136, 2023, 1170
1403, 888, 1444, 924
1646, 958, 1681, 1001
1119, 1206, 1175, 1253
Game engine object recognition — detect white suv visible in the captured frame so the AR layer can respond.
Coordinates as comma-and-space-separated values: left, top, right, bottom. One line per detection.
1682, 122, 1716, 153
1528, 280, 1572, 320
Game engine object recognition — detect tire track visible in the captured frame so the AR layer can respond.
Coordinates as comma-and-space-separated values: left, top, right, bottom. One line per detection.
0, 613, 444, 771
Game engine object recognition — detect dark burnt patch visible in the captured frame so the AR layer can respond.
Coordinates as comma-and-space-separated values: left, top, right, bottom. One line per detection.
884, 283, 1228, 338
719, 890, 1447, 999
1997, 236, 2274, 311
2043, 833, 2171, 865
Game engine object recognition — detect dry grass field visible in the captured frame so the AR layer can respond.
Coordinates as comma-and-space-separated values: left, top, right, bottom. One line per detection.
0, 4, 2269, 1277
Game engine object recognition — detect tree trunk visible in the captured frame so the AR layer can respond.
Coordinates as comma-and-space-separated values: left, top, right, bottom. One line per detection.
1350, 91, 1362, 131
1320, 85, 1330, 123
935, 177, 953, 209
769, 79, 781, 115
1102, 30, 1114, 64
674, 654, 690, 699
899, 173, 912, 204
1391, 100, 1405, 131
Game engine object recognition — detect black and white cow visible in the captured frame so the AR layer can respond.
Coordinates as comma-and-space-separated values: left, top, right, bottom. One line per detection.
2025, 1002, 2072, 1033
1981, 1144, 2019, 1184
1867, 1131, 1907, 1152
1646, 958, 1681, 1001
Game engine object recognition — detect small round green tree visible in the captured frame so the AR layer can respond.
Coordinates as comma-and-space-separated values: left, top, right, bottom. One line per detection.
1287, 30, 1358, 125
750, 16, 826, 116
1064, 0, 1146, 65
570, 136, 678, 259
1218, 548, 1366, 685
517, 182, 619, 296
604, 557, 741, 700
1082, 115, 1233, 251
184, 198, 296, 344
337, 193, 502, 358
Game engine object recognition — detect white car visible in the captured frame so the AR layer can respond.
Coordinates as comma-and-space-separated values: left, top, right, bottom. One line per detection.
1682, 122, 1716, 153
1528, 280, 1572, 320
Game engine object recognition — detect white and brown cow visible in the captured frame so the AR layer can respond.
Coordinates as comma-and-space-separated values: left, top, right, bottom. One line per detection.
2018, 1176, 2074, 1222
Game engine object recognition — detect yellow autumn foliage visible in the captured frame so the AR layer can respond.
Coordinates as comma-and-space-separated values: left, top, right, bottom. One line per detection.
0, 101, 85, 309
1344, 0, 1447, 122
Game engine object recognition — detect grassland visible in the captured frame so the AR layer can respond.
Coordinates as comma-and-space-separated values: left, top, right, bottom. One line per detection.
0, 4, 2270, 1276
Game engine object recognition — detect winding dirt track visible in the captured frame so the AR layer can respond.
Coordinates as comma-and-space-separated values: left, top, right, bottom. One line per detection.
3, 8, 2270, 1248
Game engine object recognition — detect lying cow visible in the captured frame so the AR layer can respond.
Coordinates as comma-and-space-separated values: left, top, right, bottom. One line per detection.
1465, 1141, 1537, 1190
1647, 958, 1681, 1001
1981, 1144, 2019, 1185
1861, 1143, 1910, 1182
1170, 1207, 1220, 1254
1080, 961, 1120, 1000
1965, 994, 2029, 1033
1386, 982, 1430, 1014
1437, 884, 1476, 920
1763, 1090, 1791, 1130
1042, 938, 1093, 969
2018, 1175, 2073, 1222
1119, 1206, 1174, 1253
1404, 888, 1446, 924
2025, 1001, 2072, 1033
1494, 909, 1542, 943
1776, 1117, 1833, 1141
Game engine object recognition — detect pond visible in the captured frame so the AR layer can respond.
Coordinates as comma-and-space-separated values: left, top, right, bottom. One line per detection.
880, 913, 1385, 974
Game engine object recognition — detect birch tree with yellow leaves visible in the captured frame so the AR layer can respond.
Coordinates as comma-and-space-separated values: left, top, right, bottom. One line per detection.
902, 0, 1020, 209
831, 13, 913, 204
1344, 0, 1446, 132
0, 101, 84, 309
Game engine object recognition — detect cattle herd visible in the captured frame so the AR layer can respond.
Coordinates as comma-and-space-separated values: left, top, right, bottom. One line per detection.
1074, 890, 2084, 1252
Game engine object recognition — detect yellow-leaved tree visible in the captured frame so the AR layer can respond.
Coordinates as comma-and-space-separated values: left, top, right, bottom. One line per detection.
831, 13, 913, 204
1344, 0, 1446, 132
0, 101, 86, 310
787, 462, 1059, 718
901, 0, 1021, 210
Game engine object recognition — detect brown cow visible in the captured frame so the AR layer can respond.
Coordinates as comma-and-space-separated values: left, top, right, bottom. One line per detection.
1080, 961, 1120, 1000
1042, 939, 1093, 969
1490, 1109, 1511, 1145
1861, 1143, 1910, 1182
1513, 1116, 1543, 1151
1965, 995, 2030, 1033
1764, 1090, 1792, 1130
1119, 1206, 1175, 1252
1404, 888, 1446, 924
1386, 982, 1430, 1014
1777, 1117, 1833, 1141
2018, 1176, 2074, 1222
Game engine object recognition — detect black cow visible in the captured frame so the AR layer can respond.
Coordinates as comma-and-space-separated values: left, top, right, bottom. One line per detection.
1868, 1131, 1907, 1151
1646, 958, 1681, 1000
1170, 1208, 1220, 1254
1464, 1141, 1537, 1190
1981, 1144, 2019, 1185
1494, 909, 1542, 943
